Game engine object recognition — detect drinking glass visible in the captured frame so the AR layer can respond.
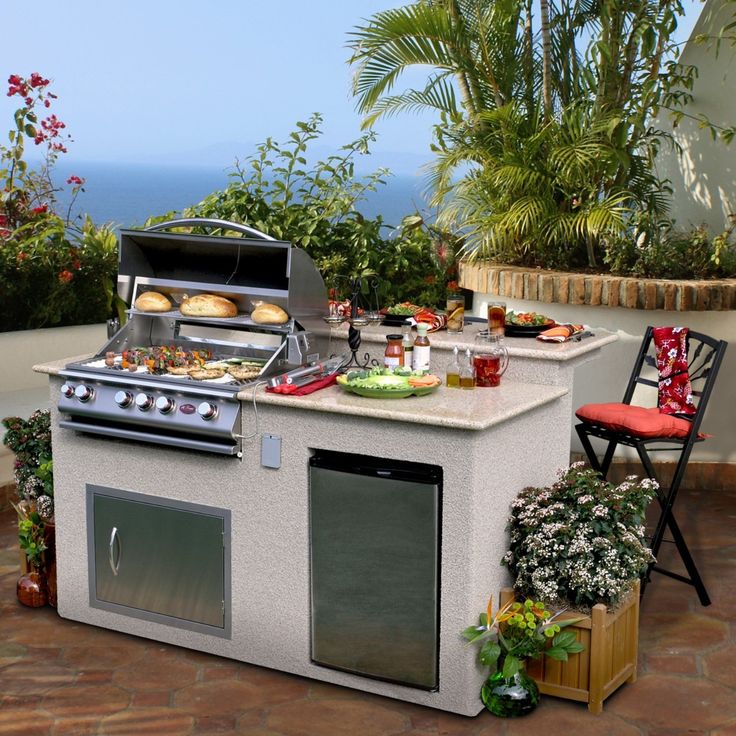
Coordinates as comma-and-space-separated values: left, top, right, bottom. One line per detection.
446, 293, 465, 334
488, 301, 506, 336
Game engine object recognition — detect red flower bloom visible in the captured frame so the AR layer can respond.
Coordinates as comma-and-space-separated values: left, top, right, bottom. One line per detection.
0, 214, 7, 226
17, 252, 28, 262
58, 270, 74, 283
29, 72, 49, 89
71, 258, 81, 270
435, 240, 448, 264
8, 74, 22, 86
447, 280, 459, 292
32, 204, 48, 214
424, 275, 436, 284
0, 229, 10, 239
66, 175, 84, 186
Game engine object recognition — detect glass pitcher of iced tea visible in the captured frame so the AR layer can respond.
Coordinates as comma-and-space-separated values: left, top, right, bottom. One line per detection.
473, 332, 509, 387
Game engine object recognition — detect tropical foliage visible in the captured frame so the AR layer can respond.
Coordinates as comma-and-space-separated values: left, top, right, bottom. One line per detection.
0, 73, 119, 332
349, 0, 736, 272
173, 114, 463, 309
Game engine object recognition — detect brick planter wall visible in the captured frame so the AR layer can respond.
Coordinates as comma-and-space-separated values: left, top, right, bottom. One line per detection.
458, 263, 736, 311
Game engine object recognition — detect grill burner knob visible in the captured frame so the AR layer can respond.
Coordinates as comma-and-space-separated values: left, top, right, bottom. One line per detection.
155, 396, 176, 414
60, 383, 75, 399
114, 390, 133, 408
135, 393, 154, 411
197, 401, 218, 421
74, 384, 94, 402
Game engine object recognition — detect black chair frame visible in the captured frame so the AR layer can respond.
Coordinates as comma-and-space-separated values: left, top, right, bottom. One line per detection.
575, 326, 728, 606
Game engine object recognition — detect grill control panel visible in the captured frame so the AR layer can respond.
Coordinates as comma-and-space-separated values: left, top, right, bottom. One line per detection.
57, 374, 241, 444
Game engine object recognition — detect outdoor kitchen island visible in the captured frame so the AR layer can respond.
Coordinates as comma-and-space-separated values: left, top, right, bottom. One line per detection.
36, 333, 613, 717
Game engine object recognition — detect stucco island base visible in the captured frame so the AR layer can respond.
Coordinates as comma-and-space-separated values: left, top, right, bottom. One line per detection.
44, 370, 569, 717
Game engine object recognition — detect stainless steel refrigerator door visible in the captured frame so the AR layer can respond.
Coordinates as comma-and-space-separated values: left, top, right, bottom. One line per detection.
90, 487, 227, 631
309, 465, 439, 689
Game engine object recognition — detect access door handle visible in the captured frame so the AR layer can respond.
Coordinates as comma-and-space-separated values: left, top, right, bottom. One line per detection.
109, 526, 122, 576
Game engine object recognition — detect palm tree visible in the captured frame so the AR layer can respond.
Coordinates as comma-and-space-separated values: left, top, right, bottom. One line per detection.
349, 0, 523, 126
348, 0, 692, 269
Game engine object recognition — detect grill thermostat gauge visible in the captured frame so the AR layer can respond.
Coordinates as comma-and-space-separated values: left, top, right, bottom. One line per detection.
261, 434, 281, 469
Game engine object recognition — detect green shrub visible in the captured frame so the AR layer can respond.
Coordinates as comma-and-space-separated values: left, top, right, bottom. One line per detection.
1, 73, 119, 333
603, 220, 736, 279
167, 114, 463, 309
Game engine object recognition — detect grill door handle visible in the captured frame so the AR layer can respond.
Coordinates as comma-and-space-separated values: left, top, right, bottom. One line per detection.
109, 526, 121, 576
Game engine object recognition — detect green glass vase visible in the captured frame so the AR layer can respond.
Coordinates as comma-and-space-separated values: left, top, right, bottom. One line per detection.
481, 665, 540, 717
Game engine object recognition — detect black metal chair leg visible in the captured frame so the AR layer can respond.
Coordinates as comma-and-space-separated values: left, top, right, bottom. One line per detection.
634, 444, 710, 606
575, 426, 618, 479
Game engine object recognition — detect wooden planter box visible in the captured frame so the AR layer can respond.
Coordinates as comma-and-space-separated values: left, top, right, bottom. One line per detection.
500, 580, 640, 714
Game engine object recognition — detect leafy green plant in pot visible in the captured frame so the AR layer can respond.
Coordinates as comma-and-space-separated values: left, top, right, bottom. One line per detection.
463, 597, 584, 717
12, 500, 49, 607
2, 409, 54, 607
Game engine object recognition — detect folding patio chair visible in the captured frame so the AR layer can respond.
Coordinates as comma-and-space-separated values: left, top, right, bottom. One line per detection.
575, 326, 728, 606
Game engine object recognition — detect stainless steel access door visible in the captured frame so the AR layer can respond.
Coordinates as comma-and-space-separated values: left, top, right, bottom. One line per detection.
88, 485, 230, 636
309, 453, 440, 690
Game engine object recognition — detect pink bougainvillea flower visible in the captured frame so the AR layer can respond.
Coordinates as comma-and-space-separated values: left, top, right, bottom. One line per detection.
66, 175, 84, 186
31, 204, 48, 214
29, 72, 49, 88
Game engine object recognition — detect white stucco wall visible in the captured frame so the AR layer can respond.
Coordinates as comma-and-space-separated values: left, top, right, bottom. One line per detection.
655, 0, 736, 232
471, 297, 736, 463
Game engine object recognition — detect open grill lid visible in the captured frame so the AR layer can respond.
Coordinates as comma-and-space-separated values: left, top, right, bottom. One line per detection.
117, 218, 327, 323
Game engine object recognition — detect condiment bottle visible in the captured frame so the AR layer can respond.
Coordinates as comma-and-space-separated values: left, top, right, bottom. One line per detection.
401, 321, 414, 368
412, 322, 431, 372
446, 346, 460, 388
384, 334, 404, 370
460, 348, 475, 389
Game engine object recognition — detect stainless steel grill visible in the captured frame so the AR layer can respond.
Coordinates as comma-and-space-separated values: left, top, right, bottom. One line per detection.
57, 218, 328, 456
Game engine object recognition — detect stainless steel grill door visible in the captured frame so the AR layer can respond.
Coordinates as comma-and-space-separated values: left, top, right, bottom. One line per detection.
89, 487, 228, 632
309, 457, 440, 690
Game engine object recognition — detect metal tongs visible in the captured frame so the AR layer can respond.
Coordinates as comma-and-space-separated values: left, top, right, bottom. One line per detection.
268, 353, 350, 389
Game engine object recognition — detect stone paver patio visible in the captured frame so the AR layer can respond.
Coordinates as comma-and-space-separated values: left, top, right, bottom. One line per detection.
1, 484, 734, 735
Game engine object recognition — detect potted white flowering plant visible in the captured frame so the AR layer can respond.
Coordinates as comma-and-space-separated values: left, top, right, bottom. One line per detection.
503, 462, 656, 608
500, 462, 658, 712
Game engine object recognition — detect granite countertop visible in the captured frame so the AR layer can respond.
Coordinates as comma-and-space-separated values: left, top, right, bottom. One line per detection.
238, 381, 568, 431
315, 322, 617, 362
34, 356, 567, 431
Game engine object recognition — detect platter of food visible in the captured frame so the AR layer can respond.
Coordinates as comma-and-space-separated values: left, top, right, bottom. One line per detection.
504, 310, 557, 337
336, 368, 441, 399
381, 302, 421, 326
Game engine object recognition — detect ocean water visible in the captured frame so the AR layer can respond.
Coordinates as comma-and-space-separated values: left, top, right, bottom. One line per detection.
50, 161, 429, 232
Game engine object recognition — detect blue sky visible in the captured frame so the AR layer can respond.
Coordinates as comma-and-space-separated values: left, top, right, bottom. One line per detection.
2, 0, 704, 175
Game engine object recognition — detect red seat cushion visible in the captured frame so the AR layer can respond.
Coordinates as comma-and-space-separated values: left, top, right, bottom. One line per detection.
575, 403, 693, 439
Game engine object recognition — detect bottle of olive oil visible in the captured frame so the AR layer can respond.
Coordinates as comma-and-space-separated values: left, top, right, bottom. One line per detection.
446, 346, 460, 388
